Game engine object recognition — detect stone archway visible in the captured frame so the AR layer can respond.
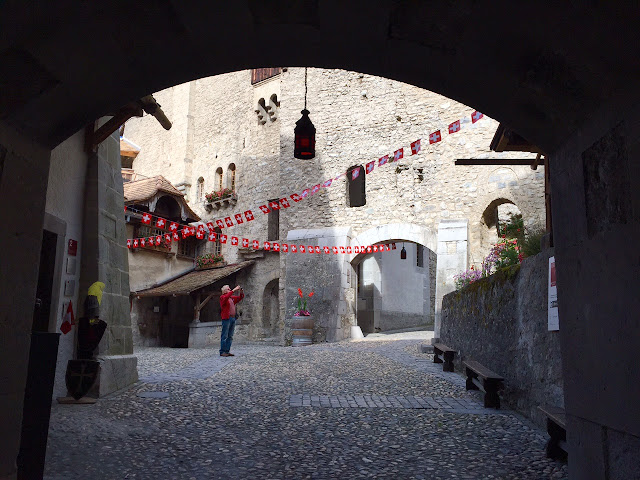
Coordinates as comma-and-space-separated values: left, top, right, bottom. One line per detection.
350, 224, 437, 334
1, 4, 640, 478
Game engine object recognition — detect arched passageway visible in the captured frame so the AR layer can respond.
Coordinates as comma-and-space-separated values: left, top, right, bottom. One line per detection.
1, 3, 640, 479
353, 241, 435, 335
261, 278, 280, 333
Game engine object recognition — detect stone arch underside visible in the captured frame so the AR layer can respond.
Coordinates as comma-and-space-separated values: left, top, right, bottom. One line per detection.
3, 3, 638, 152
2, 4, 640, 479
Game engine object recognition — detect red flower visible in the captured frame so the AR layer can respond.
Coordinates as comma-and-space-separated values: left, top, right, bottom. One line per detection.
308, 292, 314, 297
297, 288, 303, 297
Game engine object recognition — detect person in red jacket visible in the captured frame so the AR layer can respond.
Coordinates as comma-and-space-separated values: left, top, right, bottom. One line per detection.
219, 284, 244, 357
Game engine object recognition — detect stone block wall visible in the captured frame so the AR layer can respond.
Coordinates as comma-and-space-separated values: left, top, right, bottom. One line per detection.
440, 248, 563, 427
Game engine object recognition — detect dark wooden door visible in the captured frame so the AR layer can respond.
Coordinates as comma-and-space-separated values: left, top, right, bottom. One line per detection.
32, 229, 57, 332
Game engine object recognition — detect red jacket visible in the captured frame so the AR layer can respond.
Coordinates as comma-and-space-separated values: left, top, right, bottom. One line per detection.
220, 290, 244, 320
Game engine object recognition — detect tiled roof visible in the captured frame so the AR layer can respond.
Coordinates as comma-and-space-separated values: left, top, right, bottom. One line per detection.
120, 137, 140, 157
123, 175, 200, 221
123, 175, 184, 202
133, 261, 255, 297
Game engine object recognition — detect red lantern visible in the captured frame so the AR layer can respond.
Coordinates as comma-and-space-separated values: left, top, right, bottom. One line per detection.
294, 109, 316, 159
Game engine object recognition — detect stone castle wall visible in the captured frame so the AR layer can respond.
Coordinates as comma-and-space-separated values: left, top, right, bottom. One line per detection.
440, 249, 563, 427
125, 68, 545, 342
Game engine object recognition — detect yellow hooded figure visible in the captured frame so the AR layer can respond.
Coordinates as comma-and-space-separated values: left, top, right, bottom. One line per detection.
87, 281, 106, 305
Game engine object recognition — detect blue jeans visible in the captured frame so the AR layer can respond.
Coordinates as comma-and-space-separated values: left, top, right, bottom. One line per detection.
220, 316, 236, 354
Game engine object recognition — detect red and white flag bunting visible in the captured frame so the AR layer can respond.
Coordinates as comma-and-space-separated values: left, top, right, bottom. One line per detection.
125, 110, 485, 247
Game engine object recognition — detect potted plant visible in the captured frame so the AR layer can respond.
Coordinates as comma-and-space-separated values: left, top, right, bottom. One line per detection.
195, 253, 226, 270
290, 288, 314, 346
204, 188, 237, 210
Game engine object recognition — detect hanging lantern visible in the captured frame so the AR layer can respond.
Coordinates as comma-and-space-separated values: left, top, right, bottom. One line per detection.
294, 67, 316, 159
401, 244, 407, 260
294, 109, 316, 159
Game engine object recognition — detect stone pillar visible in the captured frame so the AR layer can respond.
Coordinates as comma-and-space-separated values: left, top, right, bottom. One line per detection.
433, 219, 468, 341
78, 122, 137, 396
285, 227, 354, 343
551, 112, 640, 479
0, 122, 51, 480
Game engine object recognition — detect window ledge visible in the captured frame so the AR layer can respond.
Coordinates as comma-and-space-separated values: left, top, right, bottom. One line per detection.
204, 194, 237, 212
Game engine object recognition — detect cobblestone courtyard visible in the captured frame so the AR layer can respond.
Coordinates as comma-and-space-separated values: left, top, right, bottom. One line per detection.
44, 333, 568, 479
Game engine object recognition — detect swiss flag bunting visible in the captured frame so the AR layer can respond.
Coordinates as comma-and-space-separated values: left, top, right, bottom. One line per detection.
339, 246, 345, 254
245, 210, 254, 221
173, 232, 179, 241
264, 242, 271, 251
379, 155, 389, 167
300, 189, 310, 199
189, 226, 196, 235
234, 214, 244, 224
290, 245, 297, 253
169, 222, 179, 232
253, 240, 260, 249
394, 148, 404, 161
208, 232, 217, 241
282, 243, 288, 252
216, 219, 225, 229
322, 179, 332, 188
314, 246, 321, 253
411, 140, 421, 155
273, 243, 280, 251
197, 224, 205, 233
310, 184, 321, 195
346, 246, 352, 254
280, 198, 290, 208
242, 238, 249, 248
141, 213, 152, 225
156, 218, 166, 229
164, 233, 171, 243
429, 130, 442, 144
299, 245, 306, 253
127, 239, 132, 248
206, 221, 215, 232
231, 237, 238, 246
133, 239, 139, 248
332, 246, 339, 254
181, 228, 189, 239
366, 161, 375, 174
471, 110, 483, 123
323, 246, 330, 254
219, 234, 227, 244
196, 231, 204, 239
269, 201, 280, 211
140, 238, 146, 247
373, 245, 378, 252
225, 217, 233, 227
259, 205, 270, 214
448, 120, 460, 134
291, 193, 302, 202
351, 168, 360, 180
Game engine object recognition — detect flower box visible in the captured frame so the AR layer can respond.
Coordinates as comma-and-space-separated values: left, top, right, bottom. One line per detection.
204, 190, 237, 211
195, 261, 227, 271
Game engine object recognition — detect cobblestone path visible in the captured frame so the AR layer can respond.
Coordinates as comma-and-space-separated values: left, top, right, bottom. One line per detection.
44, 333, 568, 479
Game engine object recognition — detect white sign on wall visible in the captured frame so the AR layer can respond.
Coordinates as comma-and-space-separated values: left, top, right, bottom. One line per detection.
548, 256, 559, 331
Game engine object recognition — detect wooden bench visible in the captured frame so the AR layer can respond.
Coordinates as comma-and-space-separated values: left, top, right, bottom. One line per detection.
538, 405, 568, 461
463, 360, 504, 408
433, 343, 456, 372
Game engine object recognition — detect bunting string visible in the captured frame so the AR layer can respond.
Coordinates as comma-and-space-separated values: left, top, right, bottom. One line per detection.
125, 110, 485, 250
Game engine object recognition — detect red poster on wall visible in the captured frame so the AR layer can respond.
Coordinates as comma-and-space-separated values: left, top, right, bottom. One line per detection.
68, 239, 78, 256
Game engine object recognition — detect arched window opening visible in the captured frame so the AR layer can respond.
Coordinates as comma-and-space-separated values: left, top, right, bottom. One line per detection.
215, 167, 223, 191
213, 227, 222, 256
227, 163, 236, 192
347, 165, 366, 207
196, 177, 205, 201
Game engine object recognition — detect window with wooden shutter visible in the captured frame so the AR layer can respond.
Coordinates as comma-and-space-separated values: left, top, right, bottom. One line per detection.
251, 68, 282, 85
